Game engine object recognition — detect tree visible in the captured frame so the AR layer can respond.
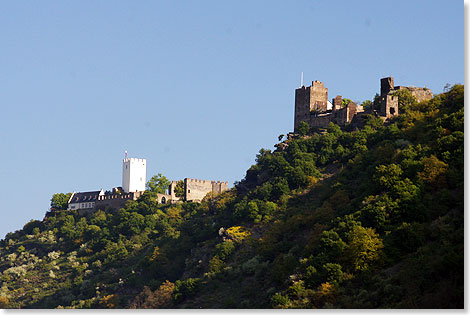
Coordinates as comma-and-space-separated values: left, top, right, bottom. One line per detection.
327, 122, 342, 136
50, 193, 72, 210
146, 173, 171, 194
361, 100, 373, 111
417, 155, 448, 186
374, 164, 403, 190
296, 121, 310, 136
346, 225, 383, 271
130, 281, 175, 309
342, 98, 353, 107
391, 89, 417, 114
174, 180, 185, 200
0, 296, 9, 308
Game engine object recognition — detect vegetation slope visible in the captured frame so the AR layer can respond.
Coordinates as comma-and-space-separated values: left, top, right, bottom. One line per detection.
0, 85, 464, 309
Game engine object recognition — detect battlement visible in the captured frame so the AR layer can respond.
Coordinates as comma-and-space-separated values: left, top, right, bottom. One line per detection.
294, 76, 432, 130
185, 178, 228, 185
294, 79, 329, 129
311, 80, 325, 88
168, 178, 228, 202
94, 191, 144, 211
123, 158, 146, 163
97, 193, 134, 201
122, 157, 146, 193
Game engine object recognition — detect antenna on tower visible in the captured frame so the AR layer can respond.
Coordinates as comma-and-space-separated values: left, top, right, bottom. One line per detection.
300, 72, 304, 87
125, 150, 128, 159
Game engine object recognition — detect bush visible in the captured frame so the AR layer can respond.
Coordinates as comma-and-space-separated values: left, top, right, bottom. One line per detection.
215, 240, 235, 260
271, 292, 292, 308
296, 121, 310, 136
173, 278, 202, 302
208, 256, 224, 274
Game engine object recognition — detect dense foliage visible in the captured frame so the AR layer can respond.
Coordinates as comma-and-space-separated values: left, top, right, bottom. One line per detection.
0, 85, 463, 308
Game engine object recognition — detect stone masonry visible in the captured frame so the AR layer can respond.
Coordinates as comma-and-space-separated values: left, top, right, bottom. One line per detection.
378, 76, 433, 119
294, 76, 433, 129
170, 178, 229, 202
294, 81, 328, 129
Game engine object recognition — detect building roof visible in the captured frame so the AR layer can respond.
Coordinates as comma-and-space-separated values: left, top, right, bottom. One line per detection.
69, 190, 103, 204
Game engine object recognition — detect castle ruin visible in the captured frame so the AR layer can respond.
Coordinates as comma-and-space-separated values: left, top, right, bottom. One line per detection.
294, 76, 433, 130
167, 178, 229, 203
66, 155, 228, 215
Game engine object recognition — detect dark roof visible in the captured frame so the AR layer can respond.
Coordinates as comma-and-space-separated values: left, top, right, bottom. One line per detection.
69, 191, 101, 203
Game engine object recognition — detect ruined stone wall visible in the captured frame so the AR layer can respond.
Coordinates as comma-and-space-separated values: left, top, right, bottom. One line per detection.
380, 94, 399, 118
185, 178, 229, 202
333, 95, 342, 111
309, 81, 328, 112
294, 86, 311, 130
335, 107, 348, 126
346, 103, 364, 123
169, 181, 178, 200
212, 181, 229, 194
156, 193, 172, 204
309, 114, 333, 128
381, 77, 394, 96
294, 81, 328, 130
406, 87, 433, 103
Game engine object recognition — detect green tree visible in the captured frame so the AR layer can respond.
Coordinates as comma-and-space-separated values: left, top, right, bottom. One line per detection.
346, 225, 383, 271
374, 164, 403, 190
342, 98, 352, 107
215, 240, 235, 260
50, 193, 72, 210
391, 89, 417, 114
296, 121, 310, 136
323, 263, 344, 284
361, 100, 373, 111
146, 173, 171, 194
327, 122, 342, 136
174, 180, 185, 200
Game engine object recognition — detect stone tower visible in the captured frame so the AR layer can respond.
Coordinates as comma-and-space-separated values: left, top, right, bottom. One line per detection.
381, 77, 394, 96
379, 77, 398, 118
333, 95, 342, 111
122, 157, 147, 193
294, 80, 328, 129
380, 94, 399, 118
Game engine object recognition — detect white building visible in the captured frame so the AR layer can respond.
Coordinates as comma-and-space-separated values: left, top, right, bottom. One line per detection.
67, 190, 104, 211
122, 157, 147, 193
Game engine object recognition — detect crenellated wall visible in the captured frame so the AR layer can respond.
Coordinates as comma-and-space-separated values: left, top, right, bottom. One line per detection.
295, 76, 432, 130
95, 191, 144, 211
185, 178, 229, 202
294, 80, 329, 129
168, 178, 228, 202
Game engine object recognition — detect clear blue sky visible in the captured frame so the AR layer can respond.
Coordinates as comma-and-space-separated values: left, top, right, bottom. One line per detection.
0, 0, 463, 238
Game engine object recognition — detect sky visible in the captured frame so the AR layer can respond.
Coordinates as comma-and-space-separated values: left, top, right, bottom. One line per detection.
0, 0, 463, 238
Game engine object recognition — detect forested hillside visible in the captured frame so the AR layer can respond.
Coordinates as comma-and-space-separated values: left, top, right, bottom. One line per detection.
0, 85, 463, 308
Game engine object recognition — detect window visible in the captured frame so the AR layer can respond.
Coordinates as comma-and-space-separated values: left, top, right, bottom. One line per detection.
161, 197, 166, 204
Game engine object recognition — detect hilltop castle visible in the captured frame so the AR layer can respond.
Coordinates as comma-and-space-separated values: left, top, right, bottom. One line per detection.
294, 76, 433, 130
66, 156, 228, 215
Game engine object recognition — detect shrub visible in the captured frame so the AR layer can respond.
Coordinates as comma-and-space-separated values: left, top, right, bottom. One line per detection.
173, 278, 202, 302
215, 240, 235, 260
271, 292, 292, 309
208, 256, 224, 274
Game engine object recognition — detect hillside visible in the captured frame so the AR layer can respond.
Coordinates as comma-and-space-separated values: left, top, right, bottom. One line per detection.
0, 84, 464, 309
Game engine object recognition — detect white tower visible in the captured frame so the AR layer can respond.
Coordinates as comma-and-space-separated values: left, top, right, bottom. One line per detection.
122, 157, 147, 193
